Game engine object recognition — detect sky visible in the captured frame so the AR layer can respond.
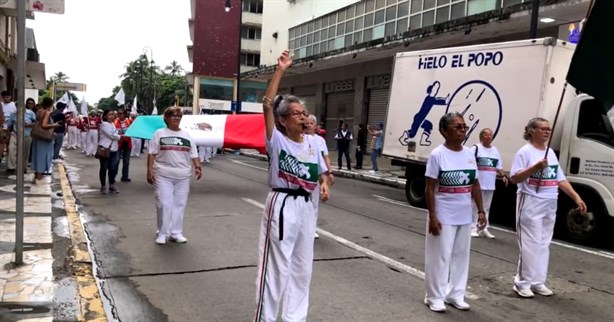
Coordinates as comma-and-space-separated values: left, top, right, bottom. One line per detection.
27, 0, 193, 104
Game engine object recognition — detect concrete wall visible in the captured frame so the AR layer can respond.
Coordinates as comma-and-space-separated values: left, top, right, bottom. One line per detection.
261, 0, 360, 66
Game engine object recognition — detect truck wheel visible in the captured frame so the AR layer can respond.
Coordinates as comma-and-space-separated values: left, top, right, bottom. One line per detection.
406, 176, 426, 208
559, 195, 603, 244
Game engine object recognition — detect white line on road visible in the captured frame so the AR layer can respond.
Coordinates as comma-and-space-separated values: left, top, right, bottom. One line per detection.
241, 197, 479, 300
372, 195, 614, 260
231, 159, 268, 171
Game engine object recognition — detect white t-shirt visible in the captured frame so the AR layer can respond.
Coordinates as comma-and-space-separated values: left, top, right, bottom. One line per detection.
425, 145, 478, 225
511, 144, 566, 200
2, 102, 16, 129
267, 128, 328, 192
310, 134, 329, 207
471, 143, 503, 191
148, 128, 198, 179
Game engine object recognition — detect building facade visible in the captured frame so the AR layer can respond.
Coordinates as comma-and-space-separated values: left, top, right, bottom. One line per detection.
187, 0, 266, 114
246, 0, 589, 150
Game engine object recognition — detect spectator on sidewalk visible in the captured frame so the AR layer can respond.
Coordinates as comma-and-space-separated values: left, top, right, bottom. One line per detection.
367, 122, 384, 173
98, 110, 121, 194
1, 91, 17, 163
6, 98, 36, 173
355, 123, 367, 169
51, 102, 67, 161
32, 97, 61, 184
114, 108, 133, 182
316, 122, 327, 139
335, 122, 353, 170
65, 111, 79, 150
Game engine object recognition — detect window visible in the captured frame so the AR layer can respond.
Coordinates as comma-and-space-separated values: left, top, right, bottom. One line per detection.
576, 100, 614, 148
375, 9, 385, 24
411, 0, 423, 14
423, 0, 436, 10
242, 0, 263, 14
396, 17, 408, 33
422, 10, 435, 27
240, 53, 261, 67
436, 6, 449, 23
200, 78, 233, 101
239, 81, 267, 102
451, 2, 466, 20
398, 1, 409, 17
241, 27, 261, 39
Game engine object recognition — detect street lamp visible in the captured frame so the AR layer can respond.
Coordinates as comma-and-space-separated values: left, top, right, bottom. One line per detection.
224, 0, 242, 114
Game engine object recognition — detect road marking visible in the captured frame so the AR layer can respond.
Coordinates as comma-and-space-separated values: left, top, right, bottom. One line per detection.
231, 159, 268, 171
373, 195, 614, 260
241, 197, 479, 300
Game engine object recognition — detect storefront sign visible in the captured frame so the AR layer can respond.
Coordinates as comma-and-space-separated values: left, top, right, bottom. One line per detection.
366, 75, 391, 89
325, 80, 354, 93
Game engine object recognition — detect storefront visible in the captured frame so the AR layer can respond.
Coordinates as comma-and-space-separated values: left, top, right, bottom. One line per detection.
324, 79, 355, 149
366, 74, 391, 152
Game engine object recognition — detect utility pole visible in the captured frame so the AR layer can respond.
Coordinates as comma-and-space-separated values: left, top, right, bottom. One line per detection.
529, 0, 540, 38
14, 0, 26, 265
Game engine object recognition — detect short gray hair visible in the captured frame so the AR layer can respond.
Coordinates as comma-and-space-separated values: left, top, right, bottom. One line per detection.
439, 112, 463, 133
308, 114, 317, 123
273, 94, 307, 132
523, 117, 549, 141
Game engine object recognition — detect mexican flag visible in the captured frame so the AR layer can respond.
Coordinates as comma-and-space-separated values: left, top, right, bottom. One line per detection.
125, 114, 266, 153
566, 0, 614, 110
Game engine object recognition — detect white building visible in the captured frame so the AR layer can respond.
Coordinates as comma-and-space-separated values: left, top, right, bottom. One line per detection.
247, 0, 589, 149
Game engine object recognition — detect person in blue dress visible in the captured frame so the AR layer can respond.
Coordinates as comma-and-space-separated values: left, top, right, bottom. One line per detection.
32, 97, 60, 184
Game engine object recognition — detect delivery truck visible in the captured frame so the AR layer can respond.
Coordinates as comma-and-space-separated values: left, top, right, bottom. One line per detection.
383, 38, 614, 244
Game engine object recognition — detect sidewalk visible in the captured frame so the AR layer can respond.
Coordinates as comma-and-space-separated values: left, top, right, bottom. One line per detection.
0, 159, 105, 321
235, 149, 407, 188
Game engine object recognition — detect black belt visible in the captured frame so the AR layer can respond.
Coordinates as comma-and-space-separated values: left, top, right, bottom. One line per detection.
272, 187, 311, 241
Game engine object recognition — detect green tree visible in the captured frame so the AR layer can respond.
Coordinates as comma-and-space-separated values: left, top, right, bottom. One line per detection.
164, 61, 184, 76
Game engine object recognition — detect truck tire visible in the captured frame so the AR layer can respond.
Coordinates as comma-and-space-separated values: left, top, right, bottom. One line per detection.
557, 192, 605, 245
405, 166, 426, 208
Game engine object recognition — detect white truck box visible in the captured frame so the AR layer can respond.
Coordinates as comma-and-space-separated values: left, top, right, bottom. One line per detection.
383, 38, 614, 244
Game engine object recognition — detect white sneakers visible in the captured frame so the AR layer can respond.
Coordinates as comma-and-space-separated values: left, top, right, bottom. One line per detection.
531, 285, 554, 296
444, 299, 471, 311
155, 236, 167, 245
471, 228, 495, 239
314, 232, 320, 239
513, 285, 535, 298
424, 298, 446, 313
156, 235, 188, 244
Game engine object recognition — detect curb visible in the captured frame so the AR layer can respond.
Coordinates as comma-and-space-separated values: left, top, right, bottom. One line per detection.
232, 150, 407, 189
58, 164, 108, 322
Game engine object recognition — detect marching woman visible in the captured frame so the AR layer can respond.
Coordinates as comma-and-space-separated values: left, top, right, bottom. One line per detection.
86, 110, 101, 157
98, 110, 121, 194
147, 106, 201, 245
510, 117, 586, 298
79, 116, 88, 154
254, 50, 330, 322
424, 112, 486, 313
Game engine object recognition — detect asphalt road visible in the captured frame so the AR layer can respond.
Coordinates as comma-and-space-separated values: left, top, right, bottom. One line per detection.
63, 150, 614, 322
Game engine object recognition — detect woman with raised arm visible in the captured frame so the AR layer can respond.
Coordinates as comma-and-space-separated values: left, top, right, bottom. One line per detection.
253, 50, 330, 322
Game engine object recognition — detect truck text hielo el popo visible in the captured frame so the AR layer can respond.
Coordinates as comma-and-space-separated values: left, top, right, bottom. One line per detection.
383, 38, 614, 244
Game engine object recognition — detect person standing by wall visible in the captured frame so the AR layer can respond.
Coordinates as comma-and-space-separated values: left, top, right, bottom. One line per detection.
335, 122, 353, 170
355, 123, 367, 169
114, 108, 133, 182
51, 102, 67, 161
367, 122, 384, 173
1, 91, 17, 163
6, 98, 36, 173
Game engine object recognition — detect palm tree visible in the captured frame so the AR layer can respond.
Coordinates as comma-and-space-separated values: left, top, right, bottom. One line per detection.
164, 61, 184, 76
54, 72, 69, 83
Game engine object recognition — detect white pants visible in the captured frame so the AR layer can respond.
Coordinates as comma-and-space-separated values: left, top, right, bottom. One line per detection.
155, 175, 190, 238
425, 223, 471, 305
80, 132, 88, 153
472, 190, 494, 230
7, 132, 31, 170
514, 193, 557, 290
67, 126, 79, 148
86, 130, 98, 156
198, 146, 214, 162
255, 191, 316, 322
131, 138, 142, 157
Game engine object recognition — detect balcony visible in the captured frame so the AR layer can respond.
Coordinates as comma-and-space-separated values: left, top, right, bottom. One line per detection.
241, 39, 261, 52
189, 18, 194, 42
242, 12, 262, 27
187, 45, 193, 63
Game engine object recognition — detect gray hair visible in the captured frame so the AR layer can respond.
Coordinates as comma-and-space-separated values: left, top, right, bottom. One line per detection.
439, 112, 463, 134
523, 117, 549, 141
479, 128, 493, 141
273, 94, 307, 132
308, 114, 317, 123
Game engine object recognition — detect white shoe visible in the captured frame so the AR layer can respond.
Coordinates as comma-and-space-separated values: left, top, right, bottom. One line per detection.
369, 170, 376, 174
471, 228, 479, 238
531, 285, 554, 296
314, 232, 319, 239
479, 229, 495, 239
170, 235, 188, 243
445, 299, 471, 311
424, 298, 446, 313
155, 236, 167, 245
513, 285, 535, 298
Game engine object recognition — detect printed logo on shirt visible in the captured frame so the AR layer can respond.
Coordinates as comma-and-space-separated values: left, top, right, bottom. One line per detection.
438, 169, 476, 193
278, 150, 318, 190
529, 165, 559, 187
159, 136, 192, 152
477, 157, 498, 172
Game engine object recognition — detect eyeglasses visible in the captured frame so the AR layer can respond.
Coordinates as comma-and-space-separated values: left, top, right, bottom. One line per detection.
450, 124, 469, 131
287, 110, 308, 118
169, 114, 182, 119
537, 127, 552, 132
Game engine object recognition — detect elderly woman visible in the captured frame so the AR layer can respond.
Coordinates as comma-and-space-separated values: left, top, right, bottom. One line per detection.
254, 51, 330, 322
510, 117, 586, 298
32, 97, 61, 184
424, 112, 486, 313
98, 109, 121, 194
147, 107, 201, 245
471, 128, 509, 239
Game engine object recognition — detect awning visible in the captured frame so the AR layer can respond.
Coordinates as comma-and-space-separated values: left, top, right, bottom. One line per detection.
9, 59, 46, 90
